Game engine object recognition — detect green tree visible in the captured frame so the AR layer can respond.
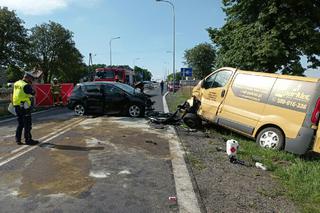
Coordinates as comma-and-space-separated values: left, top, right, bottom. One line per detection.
28, 21, 85, 83
134, 66, 152, 81
0, 7, 28, 69
6, 65, 23, 82
184, 43, 216, 79
167, 72, 181, 81
208, 0, 320, 75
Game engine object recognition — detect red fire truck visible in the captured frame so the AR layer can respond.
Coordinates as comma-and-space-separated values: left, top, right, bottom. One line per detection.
94, 67, 134, 85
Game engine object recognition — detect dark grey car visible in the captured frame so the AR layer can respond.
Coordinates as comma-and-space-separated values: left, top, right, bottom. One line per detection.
67, 82, 153, 117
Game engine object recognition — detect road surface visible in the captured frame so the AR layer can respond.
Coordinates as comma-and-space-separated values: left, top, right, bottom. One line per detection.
0, 86, 180, 212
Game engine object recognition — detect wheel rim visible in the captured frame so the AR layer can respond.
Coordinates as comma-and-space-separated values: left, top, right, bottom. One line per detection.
129, 105, 140, 117
259, 131, 280, 149
74, 104, 85, 116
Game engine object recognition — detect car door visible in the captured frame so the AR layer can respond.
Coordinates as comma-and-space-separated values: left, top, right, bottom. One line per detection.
198, 70, 233, 121
102, 84, 128, 114
84, 84, 104, 113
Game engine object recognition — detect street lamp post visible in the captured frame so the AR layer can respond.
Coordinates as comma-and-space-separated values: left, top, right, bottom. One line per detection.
109, 36, 120, 66
156, 0, 175, 91
133, 57, 140, 68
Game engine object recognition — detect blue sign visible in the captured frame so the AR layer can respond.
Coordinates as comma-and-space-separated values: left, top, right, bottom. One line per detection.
180, 68, 193, 77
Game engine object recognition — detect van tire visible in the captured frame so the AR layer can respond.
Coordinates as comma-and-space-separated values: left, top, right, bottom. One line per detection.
256, 127, 284, 150
183, 113, 202, 129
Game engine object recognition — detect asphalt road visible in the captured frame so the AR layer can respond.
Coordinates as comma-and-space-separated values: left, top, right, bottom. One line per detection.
0, 85, 178, 213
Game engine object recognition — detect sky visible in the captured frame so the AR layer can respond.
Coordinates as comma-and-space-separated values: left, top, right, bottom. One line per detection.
1, 0, 318, 79
0, 0, 225, 80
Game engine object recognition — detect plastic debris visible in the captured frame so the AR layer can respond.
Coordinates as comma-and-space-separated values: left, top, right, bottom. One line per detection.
255, 162, 267, 171
168, 196, 177, 202
226, 139, 239, 157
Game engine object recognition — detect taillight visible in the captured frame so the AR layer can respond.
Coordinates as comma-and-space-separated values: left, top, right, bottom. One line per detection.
311, 98, 320, 124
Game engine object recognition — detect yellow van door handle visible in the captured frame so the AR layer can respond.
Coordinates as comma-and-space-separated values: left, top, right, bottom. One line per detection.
221, 89, 226, 97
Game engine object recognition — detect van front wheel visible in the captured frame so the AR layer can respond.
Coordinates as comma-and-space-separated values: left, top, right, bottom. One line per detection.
256, 127, 284, 150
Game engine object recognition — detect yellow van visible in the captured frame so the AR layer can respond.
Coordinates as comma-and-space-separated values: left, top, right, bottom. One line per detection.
183, 67, 320, 155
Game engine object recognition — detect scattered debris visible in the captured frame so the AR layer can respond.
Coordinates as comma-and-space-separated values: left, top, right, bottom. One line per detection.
168, 196, 177, 202
226, 139, 239, 157
255, 162, 268, 171
145, 140, 157, 145
216, 146, 224, 152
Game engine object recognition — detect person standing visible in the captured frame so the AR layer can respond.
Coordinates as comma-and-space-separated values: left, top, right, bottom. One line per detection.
160, 80, 164, 95
51, 78, 62, 106
12, 72, 39, 145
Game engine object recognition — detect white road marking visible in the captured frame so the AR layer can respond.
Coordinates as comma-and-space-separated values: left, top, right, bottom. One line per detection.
89, 171, 111, 178
9, 118, 83, 155
118, 170, 131, 175
0, 118, 84, 167
0, 108, 56, 124
163, 92, 201, 213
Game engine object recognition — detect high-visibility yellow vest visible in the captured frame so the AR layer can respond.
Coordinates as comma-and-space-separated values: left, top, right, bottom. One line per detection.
13, 80, 32, 106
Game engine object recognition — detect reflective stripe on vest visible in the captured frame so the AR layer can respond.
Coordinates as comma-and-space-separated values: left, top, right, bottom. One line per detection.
13, 80, 32, 106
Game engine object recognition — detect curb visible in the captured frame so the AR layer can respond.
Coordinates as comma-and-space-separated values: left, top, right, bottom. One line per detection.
163, 92, 201, 213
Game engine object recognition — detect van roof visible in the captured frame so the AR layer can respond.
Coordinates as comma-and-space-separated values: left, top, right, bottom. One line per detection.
218, 67, 319, 83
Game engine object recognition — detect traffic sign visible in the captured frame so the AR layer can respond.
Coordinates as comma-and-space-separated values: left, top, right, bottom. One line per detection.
180, 68, 193, 77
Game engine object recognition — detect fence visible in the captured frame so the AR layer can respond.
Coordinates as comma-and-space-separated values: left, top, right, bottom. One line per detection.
0, 83, 74, 108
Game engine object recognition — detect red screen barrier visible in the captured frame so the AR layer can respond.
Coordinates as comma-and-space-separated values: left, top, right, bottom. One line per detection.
34, 83, 74, 107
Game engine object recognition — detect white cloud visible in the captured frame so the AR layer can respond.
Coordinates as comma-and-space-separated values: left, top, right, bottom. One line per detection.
0, 0, 70, 15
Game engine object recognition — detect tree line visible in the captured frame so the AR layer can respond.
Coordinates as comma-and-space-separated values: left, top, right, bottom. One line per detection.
1, 7, 87, 84
184, 0, 320, 79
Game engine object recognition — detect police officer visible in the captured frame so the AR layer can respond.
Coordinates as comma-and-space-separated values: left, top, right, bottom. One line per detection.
12, 72, 39, 145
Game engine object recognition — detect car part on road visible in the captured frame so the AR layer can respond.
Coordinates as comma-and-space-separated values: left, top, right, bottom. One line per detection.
146, 101, 192, 126
256, 127, 284, 150
74, 104, 85, 116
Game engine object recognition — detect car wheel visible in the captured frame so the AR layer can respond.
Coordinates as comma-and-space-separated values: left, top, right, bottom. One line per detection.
256, 127, 284, 150
74, 104, 85, 116
128, 104, 143, 117
183, 113, 202, 129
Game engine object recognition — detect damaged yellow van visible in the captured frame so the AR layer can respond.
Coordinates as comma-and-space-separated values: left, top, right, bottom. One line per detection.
183, 67, 320, 155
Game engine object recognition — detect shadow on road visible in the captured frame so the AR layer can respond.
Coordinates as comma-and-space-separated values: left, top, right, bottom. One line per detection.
39, 142, 104, 151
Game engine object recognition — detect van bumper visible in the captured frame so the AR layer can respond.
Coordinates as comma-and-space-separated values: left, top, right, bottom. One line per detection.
285, 127, 315, 155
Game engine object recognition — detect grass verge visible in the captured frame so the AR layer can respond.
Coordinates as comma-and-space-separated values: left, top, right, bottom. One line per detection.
166, 88, 320, 213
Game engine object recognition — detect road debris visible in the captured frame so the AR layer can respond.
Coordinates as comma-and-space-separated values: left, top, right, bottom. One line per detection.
226, 139, 239, 157
168, 196, 177, 202
255, 162, 268, 171
145, 140, 158, 145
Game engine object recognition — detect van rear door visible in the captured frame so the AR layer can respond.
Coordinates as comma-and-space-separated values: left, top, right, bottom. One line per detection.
198, 69, 233, 121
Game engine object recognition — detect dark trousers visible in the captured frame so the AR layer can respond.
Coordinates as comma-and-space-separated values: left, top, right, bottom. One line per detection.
15, 106, 32, 143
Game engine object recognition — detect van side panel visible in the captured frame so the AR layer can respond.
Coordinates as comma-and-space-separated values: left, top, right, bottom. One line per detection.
259, 80, 319, 154
218, 73, 275, 133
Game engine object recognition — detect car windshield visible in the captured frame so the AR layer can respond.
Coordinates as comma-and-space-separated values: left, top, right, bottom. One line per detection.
115, 83, 139, 95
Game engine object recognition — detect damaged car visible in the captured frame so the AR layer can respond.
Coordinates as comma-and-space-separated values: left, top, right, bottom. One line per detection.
67, 82, 153, 117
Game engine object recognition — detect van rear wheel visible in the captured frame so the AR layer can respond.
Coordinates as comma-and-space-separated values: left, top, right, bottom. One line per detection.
256, 127, 284, 150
